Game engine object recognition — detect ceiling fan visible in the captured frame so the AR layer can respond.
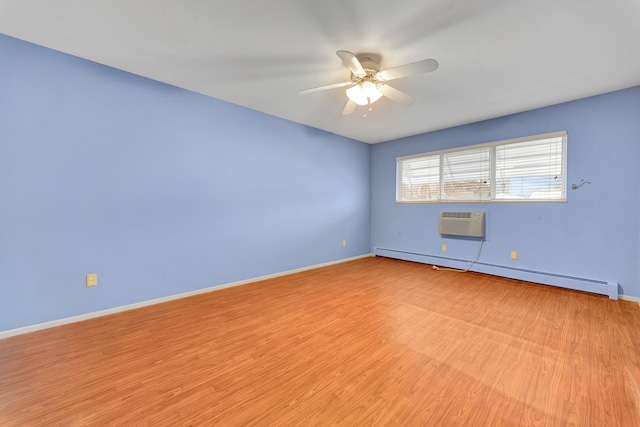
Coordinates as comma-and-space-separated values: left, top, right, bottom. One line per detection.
299, 50, 439, 115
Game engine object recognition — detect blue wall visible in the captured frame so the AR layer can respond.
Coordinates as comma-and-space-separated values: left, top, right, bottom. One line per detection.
372, 87, 640, 298
0, 35, 372, 332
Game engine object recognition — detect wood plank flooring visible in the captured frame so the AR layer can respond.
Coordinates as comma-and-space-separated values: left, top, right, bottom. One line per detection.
1, 256, 639, 426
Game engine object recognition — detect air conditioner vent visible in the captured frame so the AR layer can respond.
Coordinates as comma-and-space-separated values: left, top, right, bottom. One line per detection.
441, 211, 472, 219
439, 211, 485, 238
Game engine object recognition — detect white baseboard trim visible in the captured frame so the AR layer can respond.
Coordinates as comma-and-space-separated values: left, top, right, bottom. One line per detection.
0, 253, 373, 340
620, 294, 640, 306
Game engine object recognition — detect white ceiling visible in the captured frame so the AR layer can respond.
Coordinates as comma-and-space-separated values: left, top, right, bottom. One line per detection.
1, 0, 639, 144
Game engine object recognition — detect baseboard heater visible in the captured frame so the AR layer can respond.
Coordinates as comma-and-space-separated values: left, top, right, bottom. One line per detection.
373, 247, 619, 300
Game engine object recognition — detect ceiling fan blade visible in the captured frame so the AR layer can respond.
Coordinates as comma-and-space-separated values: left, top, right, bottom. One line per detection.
336, 50, 366, 77
378, 84, 415, 106
342, 99, 357, 115
298, 81, 352, 95
376, 59, 439, 81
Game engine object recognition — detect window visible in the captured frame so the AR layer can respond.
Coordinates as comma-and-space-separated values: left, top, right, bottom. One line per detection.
442, 147, 491, 201
397, 131, 567, 203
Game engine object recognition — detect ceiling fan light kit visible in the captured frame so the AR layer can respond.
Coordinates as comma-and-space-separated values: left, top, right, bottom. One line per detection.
299, 50, 438, 115
346, 81, 383, 106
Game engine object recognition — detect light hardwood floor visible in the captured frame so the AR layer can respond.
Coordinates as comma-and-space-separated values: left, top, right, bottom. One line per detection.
1, 257, 639, 426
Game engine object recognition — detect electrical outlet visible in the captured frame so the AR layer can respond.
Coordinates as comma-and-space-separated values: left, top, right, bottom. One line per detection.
86, 273, 97, 287
442, 244, 447, 252
342, 240, 347, 247
510, 251, 518, 260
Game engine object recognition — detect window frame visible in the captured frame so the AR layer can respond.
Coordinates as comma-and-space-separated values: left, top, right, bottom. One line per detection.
396, 131, 567, 204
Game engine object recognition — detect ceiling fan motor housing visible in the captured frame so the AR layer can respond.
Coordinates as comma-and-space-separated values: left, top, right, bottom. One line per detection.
352, 55, 381, 82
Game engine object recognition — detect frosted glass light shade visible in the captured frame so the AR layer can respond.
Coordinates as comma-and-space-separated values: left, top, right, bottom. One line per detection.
346, 81, 383, 106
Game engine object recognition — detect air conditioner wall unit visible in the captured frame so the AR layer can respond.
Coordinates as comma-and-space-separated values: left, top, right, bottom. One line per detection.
439, 211, 485, 238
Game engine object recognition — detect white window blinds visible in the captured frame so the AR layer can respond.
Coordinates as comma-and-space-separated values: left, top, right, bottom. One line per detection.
442, 147, 491, 201
399, 154, 439, 201
396, 131, 567, 203
495, 137, 564, 200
